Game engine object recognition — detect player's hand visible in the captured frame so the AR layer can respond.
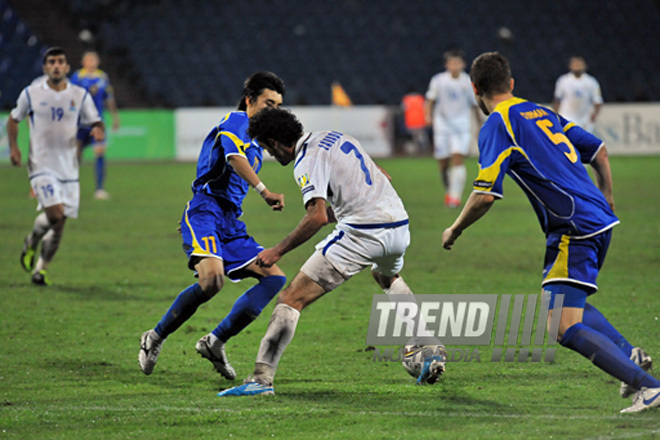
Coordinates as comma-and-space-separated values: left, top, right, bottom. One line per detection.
256, 248, 281, 268
262, 189, 285, 211
442, 227, 461, 250
10, 148, 21, 166
177, 220, 182, 234
91, 126, 105, 142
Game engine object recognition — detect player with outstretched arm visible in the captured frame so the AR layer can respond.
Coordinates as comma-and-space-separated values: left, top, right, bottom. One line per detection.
441, 52, 659, 414
216, 107, 435, 397
138, 72, 289, 381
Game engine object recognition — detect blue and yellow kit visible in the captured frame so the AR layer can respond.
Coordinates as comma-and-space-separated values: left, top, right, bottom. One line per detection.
182, 111, 264, 278
70, 69, 114, 116
473, 97, 619, 292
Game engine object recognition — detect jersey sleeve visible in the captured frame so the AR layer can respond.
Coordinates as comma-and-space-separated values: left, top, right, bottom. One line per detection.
294, 146, 330, 206
591, 78, 603, 105
559, 114, 603, 163
425, 76, 438, 101
214, 113, 248, 158
472, 116, 516, 198
79, 91, 102, 125
553, 76, 564, 101
9, 88, 30, 122
69, 71, 80, 86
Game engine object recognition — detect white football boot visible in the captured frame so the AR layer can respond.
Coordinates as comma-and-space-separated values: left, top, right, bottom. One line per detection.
195, 334, 236, 380
139, 329, 164, 375
621, 347, 653, 398
620, 387, 660, 414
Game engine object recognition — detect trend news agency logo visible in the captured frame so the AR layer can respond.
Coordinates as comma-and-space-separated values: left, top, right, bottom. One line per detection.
367, 293, 564, 363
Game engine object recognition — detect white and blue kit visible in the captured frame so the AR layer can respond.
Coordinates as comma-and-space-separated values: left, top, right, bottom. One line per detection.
293, 130, 409, 288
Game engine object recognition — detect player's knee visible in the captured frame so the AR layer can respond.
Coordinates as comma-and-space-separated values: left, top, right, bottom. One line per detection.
198, 273, 224, 297
45, 211, 65, 229
276, 288, 304, 311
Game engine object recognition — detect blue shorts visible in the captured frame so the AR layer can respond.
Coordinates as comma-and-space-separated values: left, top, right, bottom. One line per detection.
542, 229, 612, 294
180, 193, 263, 281
77, 126, 103, 147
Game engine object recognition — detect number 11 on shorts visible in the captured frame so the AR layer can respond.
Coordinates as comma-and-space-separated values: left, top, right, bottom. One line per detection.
201, 236, 217, 253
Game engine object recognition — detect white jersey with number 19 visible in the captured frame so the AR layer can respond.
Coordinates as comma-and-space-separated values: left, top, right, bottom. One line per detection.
10, 81, 101, 181
293, 131, 408, 226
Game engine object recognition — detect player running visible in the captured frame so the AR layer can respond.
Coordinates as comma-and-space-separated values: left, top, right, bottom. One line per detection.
138, 72, 288, 380
442, 52, 658, 414
70, 51, 120, 200
8, 47, 105, 285
217, 107, 427, 397
425, 49, 482, 208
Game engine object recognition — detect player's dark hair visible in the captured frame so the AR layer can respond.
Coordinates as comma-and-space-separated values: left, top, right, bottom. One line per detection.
237, 71, 286, 111
248, 107, 303, 148
470, 52, 511, 97
43, 47, 67, 64
444, 49, 465, 63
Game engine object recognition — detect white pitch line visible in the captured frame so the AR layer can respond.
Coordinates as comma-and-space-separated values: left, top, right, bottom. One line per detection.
3, 405, 657, 423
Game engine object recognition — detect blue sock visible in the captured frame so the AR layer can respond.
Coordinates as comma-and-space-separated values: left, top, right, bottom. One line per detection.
212, 275, 286, 342
95, 155, 105, 190
582, 303, 634, 357
561, 323, 660, 390
155, 283, 209, 339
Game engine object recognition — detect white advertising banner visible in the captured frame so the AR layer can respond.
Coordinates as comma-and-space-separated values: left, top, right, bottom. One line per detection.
175, 106, 394, 161
591, 104, 660, 155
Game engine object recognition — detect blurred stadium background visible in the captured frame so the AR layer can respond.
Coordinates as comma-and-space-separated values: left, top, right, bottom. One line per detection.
2, 0, 660, 158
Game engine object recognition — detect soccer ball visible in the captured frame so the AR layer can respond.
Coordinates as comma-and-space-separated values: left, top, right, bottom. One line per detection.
402, 344, 446, 384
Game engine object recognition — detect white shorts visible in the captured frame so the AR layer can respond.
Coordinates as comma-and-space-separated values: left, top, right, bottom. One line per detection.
301, 222, 410, 291
30, 173, 80, 218
433, 131, 471, 159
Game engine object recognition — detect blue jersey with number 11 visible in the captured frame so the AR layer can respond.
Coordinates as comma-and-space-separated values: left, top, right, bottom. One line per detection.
473, 97, 618, 238
191, 111, 262, 216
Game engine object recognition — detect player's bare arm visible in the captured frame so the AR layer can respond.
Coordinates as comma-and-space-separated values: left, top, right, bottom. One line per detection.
442, 192, 495, 249
590, 145, 615, 211
107, 97, 120, 131
7, 117, 21, 166
227, 154, 284, 211
90, 120, 106, 142
256, 198, 328, 268
424, 99, 434, 126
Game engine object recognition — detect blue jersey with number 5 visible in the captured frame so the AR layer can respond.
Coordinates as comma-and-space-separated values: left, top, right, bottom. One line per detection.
473, 97, 618, 237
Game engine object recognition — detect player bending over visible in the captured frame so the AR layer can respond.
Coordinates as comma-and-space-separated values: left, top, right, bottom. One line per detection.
442, 52, 658, 414
217, 107, 429, 397
139, 72, 288, 381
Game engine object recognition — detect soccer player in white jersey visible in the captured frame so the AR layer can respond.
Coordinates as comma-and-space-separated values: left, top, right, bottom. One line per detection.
553, 56, 603, 132
425, 49, 482, 208
8, 47, 105, 285
217, 107, 419, 396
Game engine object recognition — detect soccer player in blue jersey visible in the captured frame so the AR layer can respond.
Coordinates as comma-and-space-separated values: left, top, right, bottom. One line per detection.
441, 52, 659, 414
139, 72, 288, 381
70, 51, 120, 200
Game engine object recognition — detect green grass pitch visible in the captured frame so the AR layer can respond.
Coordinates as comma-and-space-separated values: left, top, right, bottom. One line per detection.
1, 156, 659, 439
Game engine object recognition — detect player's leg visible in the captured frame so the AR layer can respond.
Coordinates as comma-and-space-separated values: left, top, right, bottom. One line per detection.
197, 261, 286, 380
30, 204, 66, 285
21, 212, 50, 272
93, 143, 110, 200
139, 257, 223, 375
433, 131, 450, 193
547, 288, 660, 406
446, 133, 469, 208
218, 251, 348, 396
139, 198, 224, 375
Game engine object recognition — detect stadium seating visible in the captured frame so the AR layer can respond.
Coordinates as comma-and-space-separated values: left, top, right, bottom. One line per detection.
4, 0, 660, 107
0, 0, 46, 109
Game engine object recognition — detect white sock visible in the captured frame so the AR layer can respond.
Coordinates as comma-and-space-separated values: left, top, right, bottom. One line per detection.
40, 228, 63, 263
28, 212, 51, 248
449, 164, 466, 200
254, 304, 301, 385
384, 277, 413, 295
